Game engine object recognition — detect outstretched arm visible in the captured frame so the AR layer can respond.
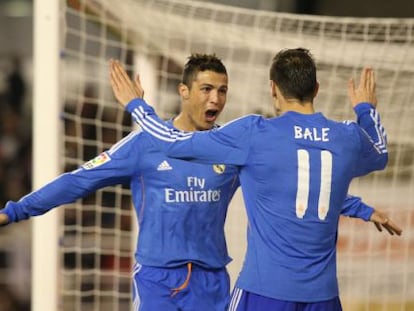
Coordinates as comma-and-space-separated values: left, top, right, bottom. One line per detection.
0, 130, 140, 226
342, 195, 402, 236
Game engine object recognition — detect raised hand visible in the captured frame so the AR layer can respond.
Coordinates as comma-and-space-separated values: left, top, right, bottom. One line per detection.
348, 67, 377, 108
109, 59, 144, 107
370, 209, 402, 236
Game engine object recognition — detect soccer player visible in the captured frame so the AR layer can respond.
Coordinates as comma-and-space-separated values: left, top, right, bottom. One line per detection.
108, 49, 400, 311
0, 54, 239, 311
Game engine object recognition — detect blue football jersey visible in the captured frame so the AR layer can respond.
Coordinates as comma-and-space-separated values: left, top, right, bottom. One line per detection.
125, 98, 387, 302
2, 126, 240, 269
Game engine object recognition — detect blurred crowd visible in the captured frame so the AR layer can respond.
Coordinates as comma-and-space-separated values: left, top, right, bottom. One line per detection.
0, 55, 31, 310
0, 55, 31, 206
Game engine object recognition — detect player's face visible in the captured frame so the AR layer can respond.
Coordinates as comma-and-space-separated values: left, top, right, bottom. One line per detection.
183, 70, 228, 131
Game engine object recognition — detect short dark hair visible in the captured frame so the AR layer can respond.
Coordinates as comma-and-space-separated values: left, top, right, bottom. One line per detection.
182, 53, 227, 88
269, 48, 317, 102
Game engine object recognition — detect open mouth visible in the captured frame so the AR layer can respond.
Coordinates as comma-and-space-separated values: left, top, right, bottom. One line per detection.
205, 109, 219, 122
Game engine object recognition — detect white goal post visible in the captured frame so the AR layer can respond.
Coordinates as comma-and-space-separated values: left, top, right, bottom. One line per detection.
32, 0, 61, 310
32, 0, 414, 310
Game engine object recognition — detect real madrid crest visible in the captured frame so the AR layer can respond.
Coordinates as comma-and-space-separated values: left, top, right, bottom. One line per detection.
213, 164, 225, 174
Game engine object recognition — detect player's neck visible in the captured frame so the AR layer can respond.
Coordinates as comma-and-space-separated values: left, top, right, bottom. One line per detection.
281, 100, 315, 114
173, 113, 197, 132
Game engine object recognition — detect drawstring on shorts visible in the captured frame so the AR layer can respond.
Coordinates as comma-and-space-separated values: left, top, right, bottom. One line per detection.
171, 262, 192, 297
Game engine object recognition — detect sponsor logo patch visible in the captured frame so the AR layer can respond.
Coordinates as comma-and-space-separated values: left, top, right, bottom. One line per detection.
82, 152, 111, 170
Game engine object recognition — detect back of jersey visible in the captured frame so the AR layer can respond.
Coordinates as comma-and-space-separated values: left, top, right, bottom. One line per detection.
236, 111, 368, 302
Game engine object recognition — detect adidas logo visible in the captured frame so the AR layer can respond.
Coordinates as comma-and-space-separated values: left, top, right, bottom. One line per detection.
157, 160, 173, 171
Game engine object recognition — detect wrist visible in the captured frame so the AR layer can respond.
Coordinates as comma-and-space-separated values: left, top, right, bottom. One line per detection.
354, 103, 375, 119
126, 98, 146, 113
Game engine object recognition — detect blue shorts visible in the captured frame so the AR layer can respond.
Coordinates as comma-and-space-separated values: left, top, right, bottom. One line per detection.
228, 287, 342, 311
132, 262, 230, 311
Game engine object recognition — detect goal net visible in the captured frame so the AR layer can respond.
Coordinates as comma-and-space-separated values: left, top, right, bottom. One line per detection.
51, 0, 414, 310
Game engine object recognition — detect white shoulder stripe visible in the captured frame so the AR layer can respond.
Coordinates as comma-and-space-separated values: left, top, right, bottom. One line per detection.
131, 106, 193, 142
108, 129, 142, 155
132, 110, 174, 141
137, 106, 192, 139
132, 110, 182, 142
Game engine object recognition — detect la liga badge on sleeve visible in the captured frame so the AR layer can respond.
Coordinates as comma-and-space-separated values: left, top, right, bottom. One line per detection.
82, 152, 111, 170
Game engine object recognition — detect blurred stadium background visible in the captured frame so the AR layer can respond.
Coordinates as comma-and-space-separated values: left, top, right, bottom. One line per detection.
0, 0, 412, 310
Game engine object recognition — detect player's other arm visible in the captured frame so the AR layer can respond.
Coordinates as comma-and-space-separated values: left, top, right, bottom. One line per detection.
0, 131, 139, 226
0, 165, 127, 226
341, 195, 402, 236
0, 172, 97, 226
0, 166, 126, 226
348, 67, 387, 154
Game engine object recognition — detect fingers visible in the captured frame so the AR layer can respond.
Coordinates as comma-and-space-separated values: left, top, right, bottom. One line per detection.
109, 59, 123, 92
108, 59, 145, 106
369, 210, 403, 236
361, 67, 373, 89
373, 221, 382, 232
109, 60, 120, 91
347, 78, 355, 104
380, 218, 394, 235
109, 59, 132, 106
117, 61, 132, 85
383, 224, 395, 236
111, 59, 129, 86
110, 59, 128, 81
365, 68, 377, 106
134, 74, 141, 88
384, 219, 403, 236
360, 67, 368, 90
135, 74, 145, 98
379, 220, 402, 236
348, 67, 377, 108
367, 68, 375, 92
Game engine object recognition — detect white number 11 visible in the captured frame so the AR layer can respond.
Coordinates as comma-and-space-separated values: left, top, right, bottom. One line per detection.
296, 149, 332, 220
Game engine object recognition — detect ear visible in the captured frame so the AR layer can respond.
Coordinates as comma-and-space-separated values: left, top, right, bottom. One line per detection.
313, 81, 319, 97
178, 83, 190, 99
270, 80, 277, 98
